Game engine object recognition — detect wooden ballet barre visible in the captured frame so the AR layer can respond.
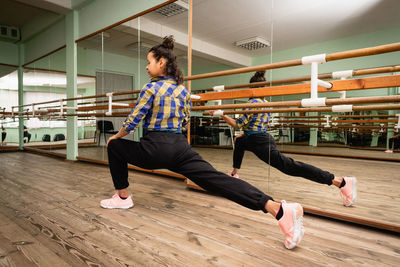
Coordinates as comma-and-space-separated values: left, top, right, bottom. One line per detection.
191, 74, 400, 102
184, 42, 400, 81
12, 89, 141, 110
203, 104, 400, 115
193, 95, 400, 111
269, 124, 391, 130
197, 64, 400, 92
276, 119, 397, 124
279, 114, 397, 119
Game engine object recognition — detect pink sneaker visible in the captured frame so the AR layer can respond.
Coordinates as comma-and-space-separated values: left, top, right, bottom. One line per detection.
385, 149, 393, 153
277, 200, 304, 249
340, 177, 357, 207
228, 172, 240, 178
100, 193, 134, 209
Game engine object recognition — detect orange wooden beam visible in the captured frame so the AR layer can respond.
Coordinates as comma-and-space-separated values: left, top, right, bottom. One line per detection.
193, 74, 400, 102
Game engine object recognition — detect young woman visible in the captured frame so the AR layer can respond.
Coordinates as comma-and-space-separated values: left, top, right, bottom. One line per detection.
385, 133, 400, 153
1, 125, 6, 145
211, 71, 357, 207
101, 36, 304, 249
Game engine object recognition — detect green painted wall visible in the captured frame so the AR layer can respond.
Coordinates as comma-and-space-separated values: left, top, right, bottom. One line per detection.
1, 126, 95, 143
0, 41, 19, 65
252, 26, 400, 102
78, 0, 167, 39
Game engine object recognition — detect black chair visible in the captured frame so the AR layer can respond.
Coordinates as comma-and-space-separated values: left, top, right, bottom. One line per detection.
97, 120, 118, 145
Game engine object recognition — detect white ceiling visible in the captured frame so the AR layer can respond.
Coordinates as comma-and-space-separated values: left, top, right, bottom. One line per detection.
159, 0, 400, 57
84, 0, 400, 67
2, 0, 400, 68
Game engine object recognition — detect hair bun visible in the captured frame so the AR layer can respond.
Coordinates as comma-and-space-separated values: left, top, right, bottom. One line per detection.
161, 35, 175, 50
254, 71, 265, 77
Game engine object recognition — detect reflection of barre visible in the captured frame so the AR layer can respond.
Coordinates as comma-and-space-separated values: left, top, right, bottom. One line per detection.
213, 85, 224, 106
59, 99, 78, 116
379, 123, 385, 133
203, 103, 400, 115
301, 53, 332, 107
323, 115, 332, 128
106, 92, 130, 116
212, 110, 224, 116
332, 105, 353, 112
333, 70, 353, 99
395, 114, 400, 129
191, 95, 201, 100
192, 95, 400, 111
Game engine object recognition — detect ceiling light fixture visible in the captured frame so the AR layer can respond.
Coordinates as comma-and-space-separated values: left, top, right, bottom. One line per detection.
155, 0, 188, 17
235, 36, 270, 50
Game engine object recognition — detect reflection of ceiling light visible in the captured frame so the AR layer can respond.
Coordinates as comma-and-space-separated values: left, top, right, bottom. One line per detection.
91, 32, 111, 42
155, 0, 188, 17
235, 36, 270, 50
126, 42, 153, 52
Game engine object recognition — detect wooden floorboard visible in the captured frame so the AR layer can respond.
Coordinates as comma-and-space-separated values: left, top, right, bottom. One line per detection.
51, 146, 400, 230
0, 151, 399, 266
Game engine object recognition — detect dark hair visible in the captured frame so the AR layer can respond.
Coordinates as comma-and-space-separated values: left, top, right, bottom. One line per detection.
250, 71, 266, 83
149, 35, 184, 84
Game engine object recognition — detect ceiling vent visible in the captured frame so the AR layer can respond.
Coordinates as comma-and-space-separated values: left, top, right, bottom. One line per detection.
0, 25, 20, 42
126, 42, 153, 52
155, 0, 188, 17
235, 36, 270, 50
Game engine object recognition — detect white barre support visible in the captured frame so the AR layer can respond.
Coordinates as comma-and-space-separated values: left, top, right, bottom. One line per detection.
332, 105, 353, 113
212, 85, 225, 92
301, 54, 332, 107
332, 70, 353, 99
190, 94, 201, 100
213, 110, 224, 116
323, 115, 331, 128
106, 92, 130, 116
212, 85, 225, 106
59, 99, 78, 116
379, 123, 385, 133
269, 114, 279, 127
395, 114, 400, 129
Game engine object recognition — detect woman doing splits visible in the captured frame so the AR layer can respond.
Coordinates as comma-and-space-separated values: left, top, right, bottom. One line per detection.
101, 36, 304, 249
211, 71, 357, 208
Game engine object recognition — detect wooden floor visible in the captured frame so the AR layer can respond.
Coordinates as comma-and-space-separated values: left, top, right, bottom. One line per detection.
1, 152, 399, 266
51, 145, 400, 230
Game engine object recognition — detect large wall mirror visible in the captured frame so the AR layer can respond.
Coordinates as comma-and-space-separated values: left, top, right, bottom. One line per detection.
73, 1, 189, 172
0, 64, 18, 151
185, 0, 400, 230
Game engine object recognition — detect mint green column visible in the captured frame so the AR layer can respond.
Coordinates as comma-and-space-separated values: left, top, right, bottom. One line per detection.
309, 112, 318, 147
18, 44, 24, 150
66, 11, 78, 160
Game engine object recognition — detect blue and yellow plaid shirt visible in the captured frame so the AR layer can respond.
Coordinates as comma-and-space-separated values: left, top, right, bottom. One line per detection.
122, 76, 191, 133
236, 98, 270, 132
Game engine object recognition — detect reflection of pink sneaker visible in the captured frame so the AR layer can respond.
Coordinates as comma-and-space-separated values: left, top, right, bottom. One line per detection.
277, 201, 304, 249
385, 149, 393, 153
100, 193, 134, 209
228, 172, 239, 178
340, 177, 357, 207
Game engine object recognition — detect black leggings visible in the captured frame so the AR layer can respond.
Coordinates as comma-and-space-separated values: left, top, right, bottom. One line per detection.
24, 132, 31, 142
233, 133, 334, 185
389, 137, 400, 149
107, 132, 272, 212
1, 132, 5, 142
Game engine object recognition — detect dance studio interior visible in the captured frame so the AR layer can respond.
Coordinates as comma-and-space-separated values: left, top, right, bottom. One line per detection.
0, 0, 399, 265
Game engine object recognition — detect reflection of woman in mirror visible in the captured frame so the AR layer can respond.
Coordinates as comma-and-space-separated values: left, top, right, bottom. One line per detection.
23, 125, 31, 143
385, 133, 400, 153
211, 71, 356, 208
100, 36, 305, 249
1, 125, 6, 145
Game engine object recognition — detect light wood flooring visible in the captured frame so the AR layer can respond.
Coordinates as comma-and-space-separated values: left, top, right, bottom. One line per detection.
0, 152, 399, 266
50, 145, 400, 230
